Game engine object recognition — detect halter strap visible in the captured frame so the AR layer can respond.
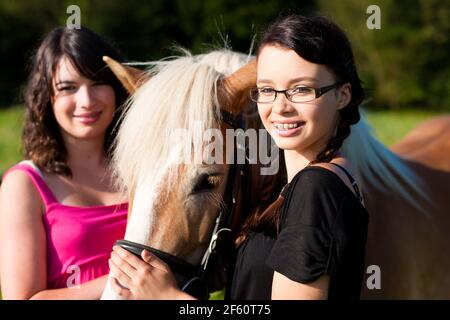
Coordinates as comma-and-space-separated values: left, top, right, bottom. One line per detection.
220, 109, 242, 129
115, 239, 198, 280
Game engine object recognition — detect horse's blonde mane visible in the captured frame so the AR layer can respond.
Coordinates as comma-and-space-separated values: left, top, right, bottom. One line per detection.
342, 112, 433, 215
113, 49, 252, 193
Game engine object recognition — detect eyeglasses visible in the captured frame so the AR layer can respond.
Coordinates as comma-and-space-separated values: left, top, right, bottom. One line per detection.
250, 82, 344, 103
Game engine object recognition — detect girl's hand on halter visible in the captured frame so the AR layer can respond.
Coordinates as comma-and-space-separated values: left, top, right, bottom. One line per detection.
109, 245, 193, 300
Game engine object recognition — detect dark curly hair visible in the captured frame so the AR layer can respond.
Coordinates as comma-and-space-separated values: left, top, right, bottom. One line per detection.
236, 14, 365, 246
23, 26, 128, 177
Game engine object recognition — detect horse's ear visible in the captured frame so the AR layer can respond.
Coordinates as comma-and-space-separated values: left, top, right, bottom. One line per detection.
221, 59, 257, 114
103, 56, 148, 94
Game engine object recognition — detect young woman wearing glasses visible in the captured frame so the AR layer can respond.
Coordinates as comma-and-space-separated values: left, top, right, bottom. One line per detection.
230, 14, 369, 300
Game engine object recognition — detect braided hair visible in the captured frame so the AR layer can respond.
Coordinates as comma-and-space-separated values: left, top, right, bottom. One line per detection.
236, 15, 365, 246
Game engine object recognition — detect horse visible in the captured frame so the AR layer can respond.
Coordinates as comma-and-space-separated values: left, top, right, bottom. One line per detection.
342, 116, 450, 298
100, 49, 450, 299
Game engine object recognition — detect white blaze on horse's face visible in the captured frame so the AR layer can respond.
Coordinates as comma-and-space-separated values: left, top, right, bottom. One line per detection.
125, 132, 231, 266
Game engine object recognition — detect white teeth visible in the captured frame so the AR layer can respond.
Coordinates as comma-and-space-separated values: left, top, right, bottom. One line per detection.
273, 122, 302, 130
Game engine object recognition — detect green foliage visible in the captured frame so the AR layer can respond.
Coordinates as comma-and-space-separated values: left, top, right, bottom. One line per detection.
0, 0, 70, 105
0, 106, 23, 175
0, 1, 448, 110
0, 0, 315, 106
208, 289, 225, 300
317, 0, 450, 110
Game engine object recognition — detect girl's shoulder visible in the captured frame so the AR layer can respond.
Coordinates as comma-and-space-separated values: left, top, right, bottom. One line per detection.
0, 162, 45, 213
280, 163, 367, 232
311, 162, 355, 188
291, 160, 362, 203
284, 163, 365, 217
1, 160, 55, 208
286, 166, 345, 211
2, 161, 44, 184
290, 165, 345, 190
2, 161, 40, 184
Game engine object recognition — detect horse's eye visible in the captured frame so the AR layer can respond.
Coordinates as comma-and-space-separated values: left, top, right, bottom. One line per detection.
191, 173, 221, 194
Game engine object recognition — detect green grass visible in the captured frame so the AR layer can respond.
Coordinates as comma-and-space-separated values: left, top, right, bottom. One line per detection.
363, 108, 445, 147
209, 289, 225, 300
0, 106, 24, 175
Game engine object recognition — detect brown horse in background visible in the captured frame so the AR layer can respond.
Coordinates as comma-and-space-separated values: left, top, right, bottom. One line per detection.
357, 116, 450, 298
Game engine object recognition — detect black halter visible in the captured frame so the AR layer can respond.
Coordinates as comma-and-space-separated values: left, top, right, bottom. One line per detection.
116, 109, 244, 299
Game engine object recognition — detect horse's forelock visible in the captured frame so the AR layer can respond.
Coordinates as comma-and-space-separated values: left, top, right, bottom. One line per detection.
112, 49, 251, 196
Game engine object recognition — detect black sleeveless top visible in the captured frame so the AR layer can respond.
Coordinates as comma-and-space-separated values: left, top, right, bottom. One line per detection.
230, 165, 369, 300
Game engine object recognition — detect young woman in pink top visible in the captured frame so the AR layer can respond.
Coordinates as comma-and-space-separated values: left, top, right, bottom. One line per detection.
0, 27, 128, 299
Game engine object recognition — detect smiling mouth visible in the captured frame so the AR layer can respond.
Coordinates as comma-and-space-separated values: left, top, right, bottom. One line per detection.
73, 112, 102, 124
74, 112, 102, 119
272, 121, 305, 131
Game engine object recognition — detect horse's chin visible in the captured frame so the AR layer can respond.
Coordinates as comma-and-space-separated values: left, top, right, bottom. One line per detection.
182, 243, 209, 266
100, 276, 127, 300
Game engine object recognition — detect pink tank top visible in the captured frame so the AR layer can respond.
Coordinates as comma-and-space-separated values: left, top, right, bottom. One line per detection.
3, 164, 128, 289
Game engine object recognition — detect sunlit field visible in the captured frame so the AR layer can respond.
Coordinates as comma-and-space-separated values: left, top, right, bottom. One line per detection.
0, 106, 446, 175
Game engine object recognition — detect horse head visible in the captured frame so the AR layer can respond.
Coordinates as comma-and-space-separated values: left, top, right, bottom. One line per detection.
100, 50, 284, 299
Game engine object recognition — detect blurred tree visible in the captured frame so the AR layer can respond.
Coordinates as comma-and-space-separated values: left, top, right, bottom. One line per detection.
0, 0, 448, 110
0, 0, 315, 107
0, 0, 65, 106
317, 0, 450, 110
